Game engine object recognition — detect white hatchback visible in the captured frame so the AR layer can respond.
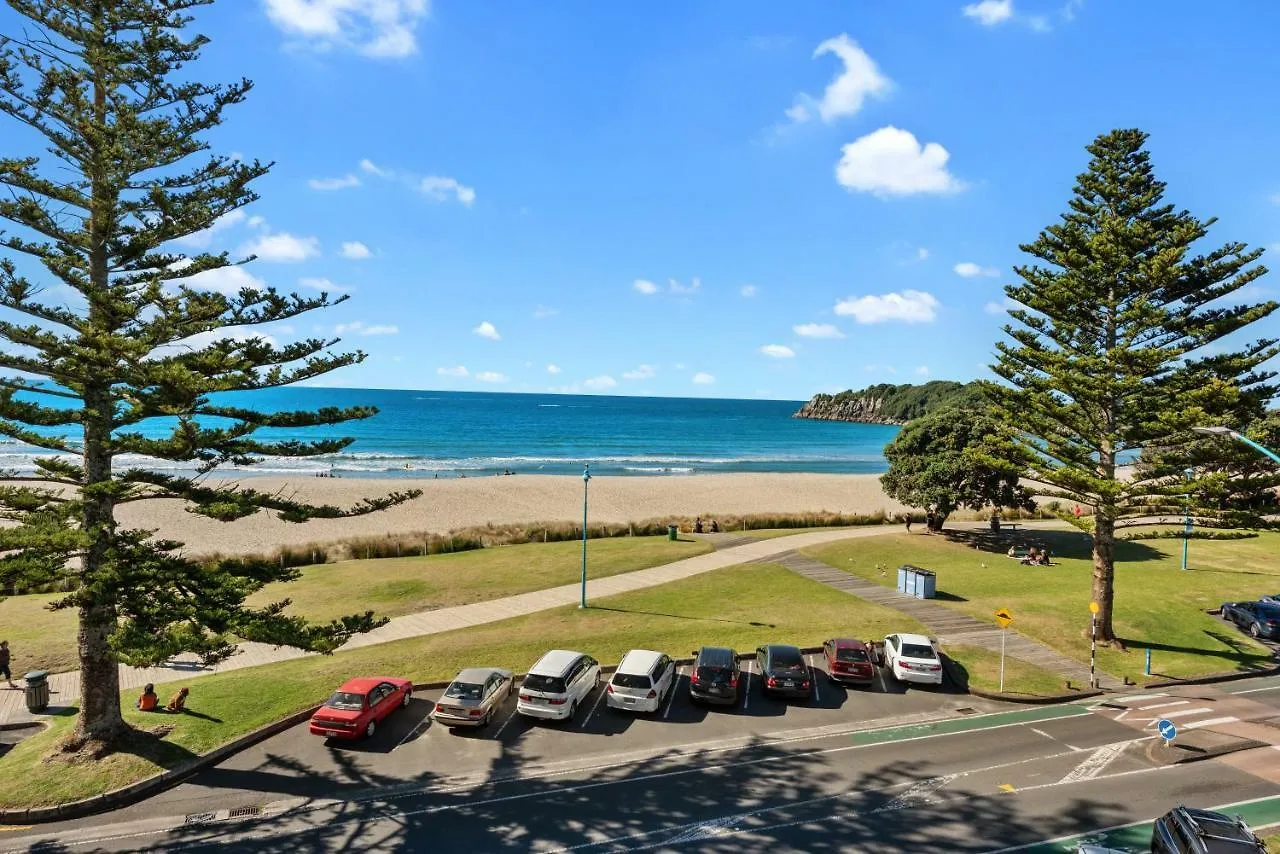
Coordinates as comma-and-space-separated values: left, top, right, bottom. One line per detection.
606, 649, 676, 713
516, 650, 600, 721
883, 633, 944, 685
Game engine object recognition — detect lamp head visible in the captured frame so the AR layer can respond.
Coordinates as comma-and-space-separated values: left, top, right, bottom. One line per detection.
1192, 426, 1235, 437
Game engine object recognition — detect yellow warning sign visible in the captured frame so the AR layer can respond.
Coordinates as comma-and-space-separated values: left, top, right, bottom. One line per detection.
994, 607, 1013, 629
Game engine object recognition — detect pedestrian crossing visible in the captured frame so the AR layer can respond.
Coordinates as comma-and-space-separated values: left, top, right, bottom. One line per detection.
1088, 685, 1279, 741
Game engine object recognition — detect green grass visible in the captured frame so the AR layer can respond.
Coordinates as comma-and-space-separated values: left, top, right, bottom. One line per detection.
802, 530, 1280, 685
0, 536, 711, 674
941, 644, 1076, 698
1262, 832, 1279, 849
0, 562, 927, 809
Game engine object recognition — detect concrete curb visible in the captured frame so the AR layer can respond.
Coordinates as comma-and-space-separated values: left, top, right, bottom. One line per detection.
1142, 662, 1280, 690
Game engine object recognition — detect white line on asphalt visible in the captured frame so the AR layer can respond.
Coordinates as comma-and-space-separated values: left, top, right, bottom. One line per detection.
872, 665, 886, 694
809, 658, 821, 704
1135, 699, 1190, 711
1228, 683, 1280, 695
662, 669, 680, 720
1056, 741, 1129, 783
742, 662, 751, 711
1114, 710, 1129, 722
1110, 693, 1167, 704
491, 703, 519, 739
1028, 727, 1056, 742
1184, 715, 1239, 730
393, 714, 432, 751
581, 683, 607, 729
1137, 707, 1214, 724
878, 774, 958, 811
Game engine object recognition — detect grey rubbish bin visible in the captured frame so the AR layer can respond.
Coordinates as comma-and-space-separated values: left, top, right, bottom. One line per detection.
24, 670, 49, 713
913, 569, 937, 600
898, 564, 928, 597
667, 525, 679, 541
896, 566, 910, 594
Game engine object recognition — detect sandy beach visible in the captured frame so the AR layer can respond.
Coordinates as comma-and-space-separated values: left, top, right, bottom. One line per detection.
106, 473, 905, 557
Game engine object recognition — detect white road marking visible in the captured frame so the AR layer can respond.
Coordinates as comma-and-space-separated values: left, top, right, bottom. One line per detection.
872, 664, 886, 694
580, 683, 608, 729
742, 662, 752, 711
1135, 699, 1190, 711
1137, 707, 1214, 724
393, 713, 432, 751
1110, 692, 1167, 703
809, 657, 821, 704
1184, 715, 1239, 730
1028, 727, 1056, 741
878, 774, 958, 811
1114, 710, 1128, 721
662, 669, 680, 720
491, 701, 519, 739
1057, 742, 1129, 783
1228, 683, 1280, 695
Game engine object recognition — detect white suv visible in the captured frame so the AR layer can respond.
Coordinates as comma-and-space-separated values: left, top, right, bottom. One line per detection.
517, 650, 600, 721
607, 649, 675, 713
883, 633, 943, 685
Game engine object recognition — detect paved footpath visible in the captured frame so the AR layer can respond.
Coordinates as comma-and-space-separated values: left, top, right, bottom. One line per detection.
1, 525, 931, 725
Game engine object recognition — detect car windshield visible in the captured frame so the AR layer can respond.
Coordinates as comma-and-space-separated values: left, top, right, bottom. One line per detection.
444, 682, 483, 701
836, 648, 869, 662
901, 643, 937, 660
523, 675, 566, 694
769, 650, 805, 670
696, 666, 732, 684
325, 691, 365, 711
612, 673, 652, 690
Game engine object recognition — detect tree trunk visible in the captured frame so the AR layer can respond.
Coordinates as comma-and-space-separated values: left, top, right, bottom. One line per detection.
1090, 512, 1117, 642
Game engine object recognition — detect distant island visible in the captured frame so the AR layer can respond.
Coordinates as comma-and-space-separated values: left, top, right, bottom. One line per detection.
794, 381, 983, 425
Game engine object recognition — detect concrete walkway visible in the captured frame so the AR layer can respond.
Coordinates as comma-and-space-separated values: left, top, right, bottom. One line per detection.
775, 551, 1123, 691
0, 525, 905, 725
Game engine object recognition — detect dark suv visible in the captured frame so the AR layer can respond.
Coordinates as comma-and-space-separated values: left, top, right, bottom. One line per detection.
1150, 805, 1268, 853
688, 646, 741, 706
756, 644, 812, 699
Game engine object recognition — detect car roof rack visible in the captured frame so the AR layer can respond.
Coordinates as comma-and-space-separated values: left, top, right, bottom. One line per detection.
1173, 805, 1263, 848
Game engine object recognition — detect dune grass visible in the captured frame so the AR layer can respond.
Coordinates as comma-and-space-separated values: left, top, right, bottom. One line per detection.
0, 562, 927, 809
942, 644, 1076, 698
802, 529, 1280, 685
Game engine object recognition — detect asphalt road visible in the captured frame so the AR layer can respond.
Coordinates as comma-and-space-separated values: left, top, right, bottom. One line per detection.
5, 670, 1279, 853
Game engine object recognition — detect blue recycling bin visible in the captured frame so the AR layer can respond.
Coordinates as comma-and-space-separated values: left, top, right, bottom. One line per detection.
896, 566, 910, 594
914, 569, 937, 599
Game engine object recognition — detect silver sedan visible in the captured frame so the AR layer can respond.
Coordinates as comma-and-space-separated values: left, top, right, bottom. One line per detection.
431, 667, 515, 728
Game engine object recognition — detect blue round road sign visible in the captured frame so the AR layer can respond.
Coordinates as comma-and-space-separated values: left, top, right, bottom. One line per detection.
1157, 718, 1177, 742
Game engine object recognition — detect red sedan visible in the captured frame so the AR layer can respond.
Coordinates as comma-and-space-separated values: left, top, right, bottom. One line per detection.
309, 676, 413, 740
822, 638, 876, 686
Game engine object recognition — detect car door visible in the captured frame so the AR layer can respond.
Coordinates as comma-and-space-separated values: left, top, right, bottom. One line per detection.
756, 646, 766, 675
823, 640, 835, 671
375, 683, 397, 720
654, 656, 673, 698
482, 674, 501, 714
571, 659, 591, 703
1236, 603, 1254, 628
885, 635, 899, 669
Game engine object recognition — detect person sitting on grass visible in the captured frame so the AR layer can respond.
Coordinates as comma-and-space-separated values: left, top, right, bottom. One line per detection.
166, 686, 189, 713
137, 683, 159, 712
1021, 546, 1039, 565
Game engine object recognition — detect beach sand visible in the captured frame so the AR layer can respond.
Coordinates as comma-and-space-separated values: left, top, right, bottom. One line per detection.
108, 473, 905, 556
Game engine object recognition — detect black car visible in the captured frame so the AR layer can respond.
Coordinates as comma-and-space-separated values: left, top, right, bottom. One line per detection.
1221, 600, 1280, 640
756, 644, 812, 699
688, 646, 741, 706
1151, 805, 1267, 853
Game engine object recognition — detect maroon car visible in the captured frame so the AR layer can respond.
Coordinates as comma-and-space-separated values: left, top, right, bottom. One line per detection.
822, 638, 875, 686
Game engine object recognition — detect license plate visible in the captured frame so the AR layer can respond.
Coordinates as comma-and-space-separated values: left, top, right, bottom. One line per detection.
325, 730, 343, 736
783, 681, 795, 688
623, 698, 634, 704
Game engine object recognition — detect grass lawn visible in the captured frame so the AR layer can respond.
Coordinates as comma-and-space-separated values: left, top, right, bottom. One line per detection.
941, 644, 1075, 698
0, 536, 711, 674
802, 530, 1280, 685
0, 562, 927, 809
1262, 832, 1279, 849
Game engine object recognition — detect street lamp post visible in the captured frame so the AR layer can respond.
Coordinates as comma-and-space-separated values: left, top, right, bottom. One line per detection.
1192, 426, 1280, 465
580, 464, 591, 609
1181, 467, 1193, 572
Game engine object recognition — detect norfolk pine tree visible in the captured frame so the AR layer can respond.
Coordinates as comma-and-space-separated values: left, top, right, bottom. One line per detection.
0, 1, 419, 749
989, 129, 1278, 643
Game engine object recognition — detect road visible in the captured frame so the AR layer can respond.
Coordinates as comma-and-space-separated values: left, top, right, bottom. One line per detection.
4, 671, 1279, 853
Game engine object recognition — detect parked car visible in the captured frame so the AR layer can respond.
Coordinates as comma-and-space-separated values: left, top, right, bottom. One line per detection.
309, 676, 413, 740
1151, 804, 1268, 853
755, 644, 812, 699
881, 633, 944, 685
822, 638, 875, 686
431, 667, 514, 728
607, 649, 676, 713
516, 649, 600, 722
688, 645, 742, 706
1261, 593, 1280, 604
1221, 600, 1280, 640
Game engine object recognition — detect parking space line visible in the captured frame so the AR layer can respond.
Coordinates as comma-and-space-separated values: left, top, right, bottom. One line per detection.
491, 703, 519, 739
809, 657, 822, 704
742, 661, 752, 710
394, 714, 432, 751
873, 664, 886, 694
580, 684, 607, 729
662, 669, 680, 719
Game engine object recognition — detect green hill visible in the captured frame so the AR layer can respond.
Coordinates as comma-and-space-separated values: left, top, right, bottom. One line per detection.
794, 381, 984, 425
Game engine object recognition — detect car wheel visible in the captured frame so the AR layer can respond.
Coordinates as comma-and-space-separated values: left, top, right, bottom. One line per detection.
402, 690, 412, 708
1251, 623, 1262, 638
480, 708, 492, 728
568, 700, 578, 722
365, 719, 377, 739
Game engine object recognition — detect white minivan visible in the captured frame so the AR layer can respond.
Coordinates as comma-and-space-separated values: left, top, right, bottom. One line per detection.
516, 649, 600, 721
606, 649, 675, 713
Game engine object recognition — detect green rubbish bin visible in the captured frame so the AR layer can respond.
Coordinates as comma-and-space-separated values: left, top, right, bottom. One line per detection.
25, 670, 49, 713
667, 525, 679, 541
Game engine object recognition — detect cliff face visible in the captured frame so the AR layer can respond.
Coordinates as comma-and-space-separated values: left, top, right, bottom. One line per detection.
794, 381, 982, 426
794, 394, 902, 424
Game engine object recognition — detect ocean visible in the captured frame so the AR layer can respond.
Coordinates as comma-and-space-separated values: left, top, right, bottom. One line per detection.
3, 388, 899, 478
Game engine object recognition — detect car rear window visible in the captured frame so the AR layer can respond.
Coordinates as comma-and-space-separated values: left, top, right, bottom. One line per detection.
445, 682, 483, 701
1257, 604, 1280, 618
836, 648, 869, 663
612, 673, 652, 690
901, 643, 937, 660
523, 675, 566, 694
770, 650, 805, 670
695, 666, 733, 684
326, 691, 364, 711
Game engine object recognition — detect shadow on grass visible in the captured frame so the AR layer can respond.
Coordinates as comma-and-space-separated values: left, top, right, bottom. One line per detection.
588, 605, 776, 628
1122, 629, 1276, 673
933, 591, 968, 603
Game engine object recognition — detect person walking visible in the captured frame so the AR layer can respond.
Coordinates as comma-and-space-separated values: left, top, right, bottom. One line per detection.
0, 640, 16, 688
904, 514, 913, 533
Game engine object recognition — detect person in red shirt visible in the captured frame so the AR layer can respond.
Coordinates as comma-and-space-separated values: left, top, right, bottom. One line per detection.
137, 683, 159, 712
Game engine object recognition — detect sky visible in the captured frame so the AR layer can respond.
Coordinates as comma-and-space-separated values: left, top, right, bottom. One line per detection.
6, 0, 1280, 401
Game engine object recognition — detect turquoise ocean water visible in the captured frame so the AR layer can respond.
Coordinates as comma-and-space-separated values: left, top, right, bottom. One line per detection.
4, 388, 899, 478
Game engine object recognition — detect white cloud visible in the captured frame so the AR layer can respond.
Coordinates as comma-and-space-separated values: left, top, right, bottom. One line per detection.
336, 321, 398, 336
786, 34, 890, 125
668, 276, 701, 295
472, 321, 500, 341
174, 209, 247, 249
740, 284, 758, 298
954, 261, 999, 278
633, 279, 659, 295
437, 365, 469, 378
360, 158, 390, 177
793, 322, 845, 339
546, 364, 562, 375
622, 364, 656, 380
1061, 0, 1084, 21
420, 175, 476, 206
148, 326, 278, 360
246, 215, 267, 229
916, 247, 930, 261
834, 290, 939, 324
692, 372, 716, 385
262, 0, 430, 58
915, 365, 930, 376
242, 232, 320, 263
177, 264, 266, 294
476, 371, 508, 383
836, 127, 965, 198
584, 375, 618, 391
1270, 192, 1280, 205
985, 297, 1019, 315
963, 0, 1014, 26
341, 241, 372, 259
298, 277, 350, 293
308, 174, 360, 191
760, 344, 795, 359
673, 363, 687, 371
533, 305, 558, 318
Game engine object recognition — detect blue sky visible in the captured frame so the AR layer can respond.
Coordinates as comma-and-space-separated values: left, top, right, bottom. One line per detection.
10, 0, 1280, 400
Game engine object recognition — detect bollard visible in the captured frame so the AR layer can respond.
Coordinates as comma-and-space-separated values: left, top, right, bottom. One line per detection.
1145, 647, 1152, 676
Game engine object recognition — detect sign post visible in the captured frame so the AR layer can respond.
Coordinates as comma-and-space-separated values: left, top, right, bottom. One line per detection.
1157, 718, 1177, 747
994, 608, 1014, 693
1089, 601, 1100, 689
